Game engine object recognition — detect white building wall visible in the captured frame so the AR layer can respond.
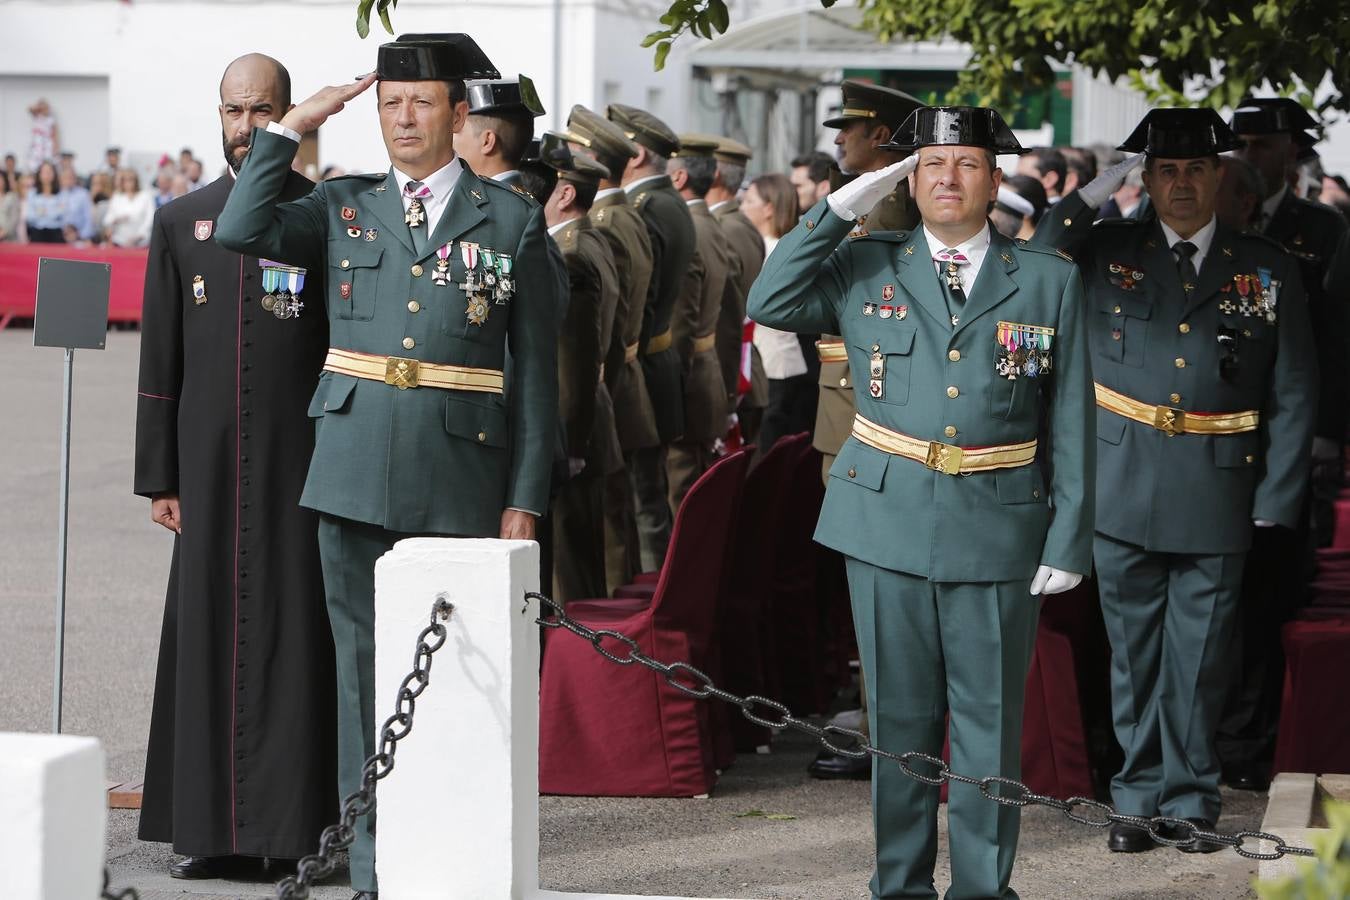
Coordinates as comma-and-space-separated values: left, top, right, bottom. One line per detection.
0, 0, 699, 177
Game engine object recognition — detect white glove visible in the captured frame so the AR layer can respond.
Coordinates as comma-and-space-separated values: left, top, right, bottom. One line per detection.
826, 154, 920, 220
1312, 436, 1340, 462
567, 457, 586, 478
1254, 519, 1276, 528
1030, 565, 1083, 596
1078, 152, 1145, 209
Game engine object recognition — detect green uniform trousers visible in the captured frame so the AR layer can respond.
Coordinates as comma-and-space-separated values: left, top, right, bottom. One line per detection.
846, 558, 1039, 900
1094, 534, 1245, 822
553, 471, 607, 602
631, 444, 671, 571
316, 514, 422, 893
604, 464, 641, 593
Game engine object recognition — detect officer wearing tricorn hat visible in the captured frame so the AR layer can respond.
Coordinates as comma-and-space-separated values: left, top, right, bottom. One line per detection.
750, 106, 1093, 898
1036, 108, 1316, 854
454, 74, 546, 190
216, 33, 560, 898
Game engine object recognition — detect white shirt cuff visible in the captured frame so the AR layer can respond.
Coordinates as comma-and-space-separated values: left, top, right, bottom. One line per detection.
507, 507, 540, 517
265, 121, 302, 143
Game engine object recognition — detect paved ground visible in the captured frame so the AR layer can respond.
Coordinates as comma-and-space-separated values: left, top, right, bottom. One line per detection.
2, 329, 1270, 899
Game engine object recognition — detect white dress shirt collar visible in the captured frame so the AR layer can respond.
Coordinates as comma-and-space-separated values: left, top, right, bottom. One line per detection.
1159, 215, 1218, 273
548, 216, 581, 237
594, 187, 624, 201
391, 156, 463, 236
493, 169, 520, 183
1261, 183, 1288, 229
624, 173, 667, 194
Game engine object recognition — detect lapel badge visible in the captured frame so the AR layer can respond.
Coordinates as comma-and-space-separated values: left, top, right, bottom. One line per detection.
347, 225, 361, 238
470, 189, 484, 201
365, 227, 378, 242
897, 305, 908, 320
192, 275, 207, 304
339, 282, 352, 300
879, 305, 894, 319
341, 206, 356, 221
1222, 247, 1233, 257
863, 301, 877, 316
904, 246, 915, 256
1001, 252, 1014, 265
194, 220, 213, 241
375, 185, 388, 193
882, 284, 895, 302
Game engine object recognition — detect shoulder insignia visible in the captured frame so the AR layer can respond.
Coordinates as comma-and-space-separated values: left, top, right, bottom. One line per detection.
1239, 230, 1292, 254
595, 209, 607, 223
849, 229, 905, 243
847, 227, 870, 240
511, 185, 529, 198
634, 191, 649, 209
1096, 216, 1145, 228
330, 172, 385, 185
1013, 239, 1075, 263
1057, 248, 1073, 262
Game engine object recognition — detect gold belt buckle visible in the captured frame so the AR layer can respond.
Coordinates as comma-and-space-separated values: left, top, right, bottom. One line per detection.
1153, 405, 1184, 436
925, 441, 964, 475
385, 356, 420, 389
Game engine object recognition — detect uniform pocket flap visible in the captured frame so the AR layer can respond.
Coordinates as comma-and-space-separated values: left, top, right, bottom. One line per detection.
1096, 406, 1126, 445
996, 464, 1044, 504
327, 242, 384, 269
1099, 293, 1152, 320
445, 394, 509, 448
850, 325, 915, 356
1213, 432, 1259, 468
829, 439, 889, 491
308, 373, 358, 417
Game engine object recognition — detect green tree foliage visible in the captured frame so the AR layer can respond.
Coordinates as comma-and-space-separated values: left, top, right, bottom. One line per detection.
1255, 800, 1350, 900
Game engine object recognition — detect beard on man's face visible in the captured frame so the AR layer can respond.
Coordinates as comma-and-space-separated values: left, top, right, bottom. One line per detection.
223, 133, 251, 174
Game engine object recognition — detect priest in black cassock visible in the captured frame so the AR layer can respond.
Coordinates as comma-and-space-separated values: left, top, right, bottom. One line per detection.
133, 53, 336, 880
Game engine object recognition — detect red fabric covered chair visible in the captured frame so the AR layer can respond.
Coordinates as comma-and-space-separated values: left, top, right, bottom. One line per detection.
1272, 618, 1350, 775
539, 449, 752, 796
1332, 500, 1350, 549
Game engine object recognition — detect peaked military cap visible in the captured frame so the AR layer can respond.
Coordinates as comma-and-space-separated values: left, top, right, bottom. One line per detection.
607, 104, 680, 157
1117, 108, 1244, 157
465, 75, 545, 117
882, 106, 1026, 154
823, 80, 923, 131
538, 132, 611, 184
564, 105, 639, 165
378, 33, 499, 81
1230, 97, 1319, 137
671, 134, 719, 158
676, 132, 753, 164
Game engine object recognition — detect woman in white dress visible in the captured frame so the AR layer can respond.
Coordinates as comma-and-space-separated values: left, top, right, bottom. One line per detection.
104, 169, 155, 247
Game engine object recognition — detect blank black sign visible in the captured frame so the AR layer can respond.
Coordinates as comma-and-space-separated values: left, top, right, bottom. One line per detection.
33, 257, 112, 350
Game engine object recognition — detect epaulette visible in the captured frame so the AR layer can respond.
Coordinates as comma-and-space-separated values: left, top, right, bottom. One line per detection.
328, 172, 385, 184
474, 176, 537, 208
634, 191, 649, 210
595, 209, 608, 224
850, 230, 907, 243
1094, 216, 1145, 228
1235, 229, 1292, 253
1014, 238, 1075, 263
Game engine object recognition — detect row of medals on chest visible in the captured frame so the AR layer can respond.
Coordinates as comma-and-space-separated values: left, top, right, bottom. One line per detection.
404, 198, 514, 326
1110, 262, 1280, 323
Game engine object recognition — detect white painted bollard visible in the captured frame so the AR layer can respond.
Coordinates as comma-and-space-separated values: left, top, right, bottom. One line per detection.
374, 537, 748, 900
0, 732, 106, 900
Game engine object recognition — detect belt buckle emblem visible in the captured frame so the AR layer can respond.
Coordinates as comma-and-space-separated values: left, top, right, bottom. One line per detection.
1154, 405, 1184, 436
925, 441, 964, 475
385, 356, 420, 389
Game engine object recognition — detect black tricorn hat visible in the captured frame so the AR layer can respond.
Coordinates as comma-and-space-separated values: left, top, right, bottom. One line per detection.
466, 75, 545, 117
377, 33, 500, 82
1118, 108, 1244, 158
1230, 97, 1319, 137
881, 106, 1026, 154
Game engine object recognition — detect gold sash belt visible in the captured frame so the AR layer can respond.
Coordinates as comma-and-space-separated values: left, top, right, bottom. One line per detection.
692, 332, 717, 353
624, 341, 640, 364
645, 329, 673, 354
1094, 383, 1258, 436
851, 414, 1037, 475
817, 339, 847, 364
323, 348, 504, 394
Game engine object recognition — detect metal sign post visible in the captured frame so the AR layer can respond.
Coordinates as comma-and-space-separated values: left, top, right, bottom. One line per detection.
33, 257, 112, 733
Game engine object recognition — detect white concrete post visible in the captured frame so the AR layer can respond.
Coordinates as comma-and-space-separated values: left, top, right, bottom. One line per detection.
375, 538, 542, 900
373, 537, 749, 900
0, 732, 105, 900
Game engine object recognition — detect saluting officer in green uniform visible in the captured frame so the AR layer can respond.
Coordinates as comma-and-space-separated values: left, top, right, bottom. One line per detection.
539, 135, 622, 601
607, 103, 696, 570
666, 135, 733, 508
1034, 108, 1316, 853
749, 107, 1094, 900
562, 105, 658, 590
215, 34, 559, 899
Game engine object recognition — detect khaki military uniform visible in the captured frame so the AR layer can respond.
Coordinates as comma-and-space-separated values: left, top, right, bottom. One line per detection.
712, 198, 766, 430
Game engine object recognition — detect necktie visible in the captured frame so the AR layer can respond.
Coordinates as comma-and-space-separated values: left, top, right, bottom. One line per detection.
934, 248, 970, 325
404, 180, 431, 253
1173, 240, 1198, 296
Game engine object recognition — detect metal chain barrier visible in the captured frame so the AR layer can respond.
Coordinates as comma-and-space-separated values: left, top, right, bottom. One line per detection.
101, 869, 139, 900
528, 590, 1314, 862
273, 595, 455, 900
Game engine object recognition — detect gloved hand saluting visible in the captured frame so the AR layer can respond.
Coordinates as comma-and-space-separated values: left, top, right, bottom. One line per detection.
826, 154, 921, 220
1078, 152, 1146, 210
1030, 565, 1083, 596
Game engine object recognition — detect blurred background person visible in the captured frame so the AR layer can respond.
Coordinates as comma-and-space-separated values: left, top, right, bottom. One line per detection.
743, 172, 817, 453
1216, 156, 1266, 232
24, 159, 66, 243
789, 150, 833, 215
0, 172, 19, 241
105, 168, 154, 246
3, 153, 18, 185
89, 170, 114, 241
98, 146, 122, 178
184, 158, 205, 191
1001, 172, 1048, 228
27, 98, 59, 173
990, 182, 1036, 240
1060, 145, 1098, 195
59, 164, 96, 243
1017, 146, 1066, 203
153, 168, 177, 208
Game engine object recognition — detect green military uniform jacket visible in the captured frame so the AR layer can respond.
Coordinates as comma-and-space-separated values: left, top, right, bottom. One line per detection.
749, 199, 1095, 581
590, 190, 659, 452
1263, 189, 1350, 441
813, 185, 922, 457
677, 200, 731, 442
555, 215, 623, 474
712, 198, 765, 403
215, 128, 559, 536
1037, 191, 1317, 553
630, 174, 695, 442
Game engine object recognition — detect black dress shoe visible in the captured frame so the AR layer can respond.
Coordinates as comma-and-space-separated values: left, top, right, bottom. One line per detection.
1107, 822, 1155, 853
168, 855, 261, 879
1171, 818, 1226, 853
806, 747, 871, 780
1222, 766, 1271, 792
